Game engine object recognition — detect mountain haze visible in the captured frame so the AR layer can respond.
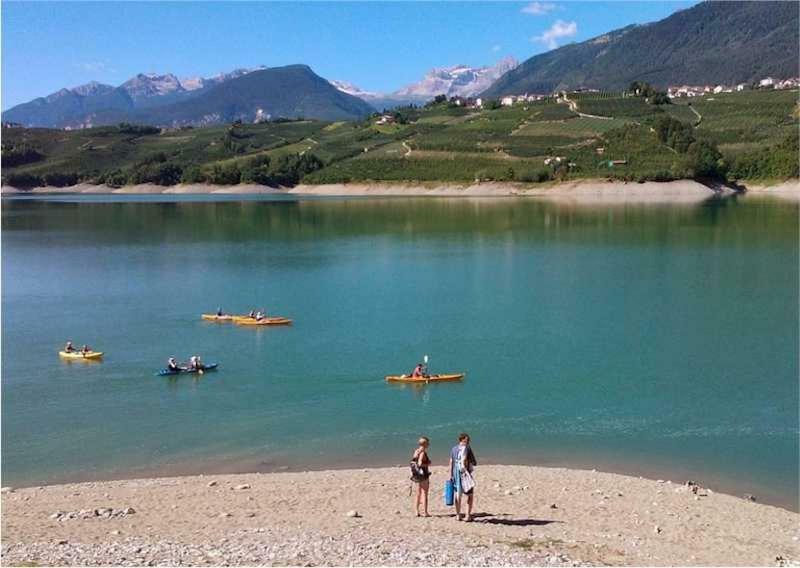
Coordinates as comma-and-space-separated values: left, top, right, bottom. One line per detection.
483, 1, 799, 96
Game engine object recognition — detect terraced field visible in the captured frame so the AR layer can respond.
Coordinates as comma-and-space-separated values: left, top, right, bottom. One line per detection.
3, 89, 797, 187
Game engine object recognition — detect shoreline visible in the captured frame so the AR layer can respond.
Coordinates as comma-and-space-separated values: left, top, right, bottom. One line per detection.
2, 465, 798, 566
6, 453, 797, 514
3, 179, 799, 203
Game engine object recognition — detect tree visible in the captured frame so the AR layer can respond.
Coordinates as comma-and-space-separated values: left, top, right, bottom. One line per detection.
685, 140, 725, 179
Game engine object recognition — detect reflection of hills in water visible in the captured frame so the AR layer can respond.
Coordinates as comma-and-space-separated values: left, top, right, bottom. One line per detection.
3, 196, 798, 247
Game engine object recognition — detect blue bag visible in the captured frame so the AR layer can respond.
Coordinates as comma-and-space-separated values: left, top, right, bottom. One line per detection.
444, 479, 454, 506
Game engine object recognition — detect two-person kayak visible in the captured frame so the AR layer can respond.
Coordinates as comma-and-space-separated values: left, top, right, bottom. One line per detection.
156, 363, 218, 376
234, 316, 292, 326
201, 314, 292, 325
59, 350, 104, 360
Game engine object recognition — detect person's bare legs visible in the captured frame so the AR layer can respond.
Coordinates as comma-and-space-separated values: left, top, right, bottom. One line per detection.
414, 483, 422, 516
454, 493, 462, 520
465, 493, 474, 521
420, 479, 430, 516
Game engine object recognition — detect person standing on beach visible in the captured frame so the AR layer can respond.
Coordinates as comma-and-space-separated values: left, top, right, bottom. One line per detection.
410, 437, 432, 517
449, 432, 477, 521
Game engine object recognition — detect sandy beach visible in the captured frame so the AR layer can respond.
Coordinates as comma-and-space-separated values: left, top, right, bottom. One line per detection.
2, 465, 798, 566
3, 179, 799, 203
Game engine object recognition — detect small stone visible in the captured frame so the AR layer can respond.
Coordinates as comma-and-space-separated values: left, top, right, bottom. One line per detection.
743, 494, 756, 502
219, 512, 232, 518
657, 479, 665, 484
122, 507, 136, 515
236, 484, 251, 490
346, 510, 360, 518
513, 485, 522, 492
207, 481, 218, 487
245, 512, 256, 518
504, 490, 513, 496
654, 525, 662, 534
550, 503, 558, 509
50, 511, 63, 520
57, 539, 68, 545
110, 530, 121, 536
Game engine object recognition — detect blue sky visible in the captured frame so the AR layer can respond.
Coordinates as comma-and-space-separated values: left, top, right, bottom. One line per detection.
2, 1, 697, 110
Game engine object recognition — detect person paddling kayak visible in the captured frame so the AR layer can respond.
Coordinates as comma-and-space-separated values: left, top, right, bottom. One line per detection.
64, 341, 75, 353
188, 355, 205, 371
411, 362, 427, 378
167, 358, 181, 372
81, 344, 92, 354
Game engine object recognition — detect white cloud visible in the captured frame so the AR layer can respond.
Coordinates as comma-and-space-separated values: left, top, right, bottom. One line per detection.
521, 2, 557, 16
75, 61, 107, 73
491, 44, 502, 53
532, 19, 577, 49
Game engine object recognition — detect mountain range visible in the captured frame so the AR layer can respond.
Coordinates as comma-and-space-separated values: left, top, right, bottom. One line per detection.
483, 0, 799, 96
2, 65, 374, 128
332, 58, 518, 110
4, 1, 798, 129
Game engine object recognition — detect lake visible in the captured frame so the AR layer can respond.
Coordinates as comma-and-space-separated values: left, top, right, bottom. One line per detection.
2, 194, 797, 510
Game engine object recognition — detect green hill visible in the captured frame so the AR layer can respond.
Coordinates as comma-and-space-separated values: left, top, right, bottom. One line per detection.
483, 1, 799, 96
132, 65, 375, 125
3, 89, 797, 189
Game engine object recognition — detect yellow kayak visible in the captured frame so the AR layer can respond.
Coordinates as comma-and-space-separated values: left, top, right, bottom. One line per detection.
59, 350, 104, 360
201, 314, 234, 322
235, 317, 292, 326
385, 373, 465, 384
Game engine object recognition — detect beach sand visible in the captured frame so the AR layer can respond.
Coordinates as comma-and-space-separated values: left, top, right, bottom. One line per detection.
2, 465, 798, 566
3, 179, 798, 203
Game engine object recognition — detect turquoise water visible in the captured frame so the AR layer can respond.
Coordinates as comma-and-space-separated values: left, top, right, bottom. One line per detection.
2, 194, 798, 510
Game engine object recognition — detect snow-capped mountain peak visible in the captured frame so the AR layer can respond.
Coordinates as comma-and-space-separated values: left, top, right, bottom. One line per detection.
121, 73, 185, 100
329, 80, 380, 98
394, 57, 518, 97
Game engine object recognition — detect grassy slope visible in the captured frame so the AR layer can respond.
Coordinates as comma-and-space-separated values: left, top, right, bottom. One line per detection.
3, 89, 798, 186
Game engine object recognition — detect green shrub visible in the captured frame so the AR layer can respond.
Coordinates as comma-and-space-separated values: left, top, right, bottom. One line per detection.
207, 163, 242, 185
180, 165, 207, 184
3, 172, 43, 188
43, 172, 79, 187
2, 143, 44, 167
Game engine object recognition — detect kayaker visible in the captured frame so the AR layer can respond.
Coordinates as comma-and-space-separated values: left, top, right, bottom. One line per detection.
255, 311, 264, 321
167, 358, 180, 372
64, 341, 75, 353
216, 307, 224, 317
248, 310, 256, 318
411, 363, 425, 378
81, 344, 91, 354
